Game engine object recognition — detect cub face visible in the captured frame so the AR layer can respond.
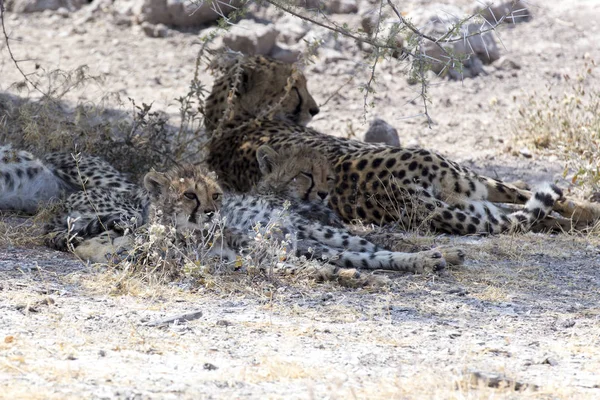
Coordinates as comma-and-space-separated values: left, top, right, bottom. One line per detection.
144, 164, 224, 230
255, 145, 334, 205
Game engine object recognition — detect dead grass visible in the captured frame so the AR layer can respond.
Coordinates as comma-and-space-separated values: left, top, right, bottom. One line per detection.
0, 64, 208, 182
515, 58, 600, 198
0, 213, 47, 247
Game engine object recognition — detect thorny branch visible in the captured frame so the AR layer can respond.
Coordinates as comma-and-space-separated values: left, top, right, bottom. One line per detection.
260, 0, 520, 125
0, 0, 47, 97
361, 0, 384, 118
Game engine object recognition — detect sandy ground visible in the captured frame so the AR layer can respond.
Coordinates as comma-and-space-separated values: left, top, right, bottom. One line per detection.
1, 0, 600, 398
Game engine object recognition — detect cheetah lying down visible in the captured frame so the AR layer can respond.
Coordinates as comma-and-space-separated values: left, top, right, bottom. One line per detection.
205, 55, 600, 234
83, 145, 461, 274
1, 142, 462, 276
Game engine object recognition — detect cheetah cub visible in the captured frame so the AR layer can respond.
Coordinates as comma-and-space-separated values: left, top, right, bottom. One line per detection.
254, 145, 466, 266
79, 149, 451, 274
215, 145, 449, 273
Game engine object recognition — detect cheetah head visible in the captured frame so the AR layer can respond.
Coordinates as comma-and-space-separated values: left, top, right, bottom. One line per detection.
205, 55, 320, 131
255, 145, 334, 205
143, 164, 224, 230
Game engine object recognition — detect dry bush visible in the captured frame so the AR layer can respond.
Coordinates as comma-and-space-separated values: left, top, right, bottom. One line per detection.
90, 205, 379, 295
515, 59, 600, 197
0, 65, 209, 182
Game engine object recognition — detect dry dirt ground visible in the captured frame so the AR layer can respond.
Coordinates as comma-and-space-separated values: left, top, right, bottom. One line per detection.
1, 0, 600, 398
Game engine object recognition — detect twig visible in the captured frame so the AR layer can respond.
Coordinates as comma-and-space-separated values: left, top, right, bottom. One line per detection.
263, 0, 404, 54
0, 0, 46, 97
143, 309, 204, 327
361, 0, 385, 117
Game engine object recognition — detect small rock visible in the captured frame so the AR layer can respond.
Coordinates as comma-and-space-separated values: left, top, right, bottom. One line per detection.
274, 15, 311, 44
203, 362, 218, 371
447, 287, 468, 296
561, 319, 576, 328
223, 19, 279, 56
113, 15, 132, 26
463, 23, 500, 64
519, 147, 532, 158
328, 0, 358, 14
56, 7, 69, 17
134, 0, 241, 27
216, 319, 232, 327
541, 357, 558, 366
269, 44, 301, 63
321, 293, 334, 302
469, 370, 538, 391
294, 0, 321, 9
6, 0, 86, 13
155, 23, 169, 37
303, 26, 342, 50
141, 22, 168, 38
495, 56, 522, 71
407, 4, 500, 80
364, 118, 400, 147
474, 0, 532, 25
98, 350, 106, 357
321, 48, 347, 64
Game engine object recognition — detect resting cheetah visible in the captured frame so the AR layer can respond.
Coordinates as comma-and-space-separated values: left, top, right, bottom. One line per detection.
143, 147, 448, 273
205, 54, 600, 233
0, 145, 68, 213
0, 147, 147, 250
255, 144, 466, 265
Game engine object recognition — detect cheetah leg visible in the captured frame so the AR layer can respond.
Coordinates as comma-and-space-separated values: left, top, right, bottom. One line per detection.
552, 198, 600, 226
356, 231, 465, 266
74, 231, 133, 263
300, 224, 384, 253
304, 226, 449, 270
480, 177, 536, 204
428, 183, 564, 234
530, 215, 573, 233
45, 213, 134, 252
297, 241, 446, 274
481, 177, 600, 225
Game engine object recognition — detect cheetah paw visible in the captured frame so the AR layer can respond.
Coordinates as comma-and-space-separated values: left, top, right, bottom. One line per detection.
415, 250, 446, 274
437, 247, 465, 266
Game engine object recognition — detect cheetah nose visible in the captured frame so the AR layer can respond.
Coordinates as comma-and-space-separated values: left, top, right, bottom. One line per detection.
317, 191, 328, 200
309, 107, 320, 116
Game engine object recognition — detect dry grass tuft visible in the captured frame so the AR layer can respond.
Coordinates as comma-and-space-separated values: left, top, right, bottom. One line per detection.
0, 64, 209, 182
515, 58, 600, 198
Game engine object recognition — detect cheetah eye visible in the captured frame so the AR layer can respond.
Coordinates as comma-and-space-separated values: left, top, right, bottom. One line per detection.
212, 193, 221, 201
183, 192, 197, 200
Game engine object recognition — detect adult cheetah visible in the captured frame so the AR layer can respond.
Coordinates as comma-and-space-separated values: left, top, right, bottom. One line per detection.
205, 54, 600, 234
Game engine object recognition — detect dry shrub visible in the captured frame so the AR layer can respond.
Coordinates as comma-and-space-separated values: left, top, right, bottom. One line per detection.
0, 65, 209, 182
516, 59, 600, 197
93, 207, 384, 294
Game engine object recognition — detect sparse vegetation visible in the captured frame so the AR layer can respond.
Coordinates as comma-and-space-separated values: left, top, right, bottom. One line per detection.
1, 0, 600, 398
516, 59, 600, 197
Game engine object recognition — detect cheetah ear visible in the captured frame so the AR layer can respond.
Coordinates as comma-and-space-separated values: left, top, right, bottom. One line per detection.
207, 171, 218, 181
256, 145, 279, 175
144, 171, 170, 200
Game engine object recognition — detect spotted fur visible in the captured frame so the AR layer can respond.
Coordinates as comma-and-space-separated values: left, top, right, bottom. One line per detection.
206, 55, 600, 233
0, 145, 68, 213
209, 145, 446, 273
